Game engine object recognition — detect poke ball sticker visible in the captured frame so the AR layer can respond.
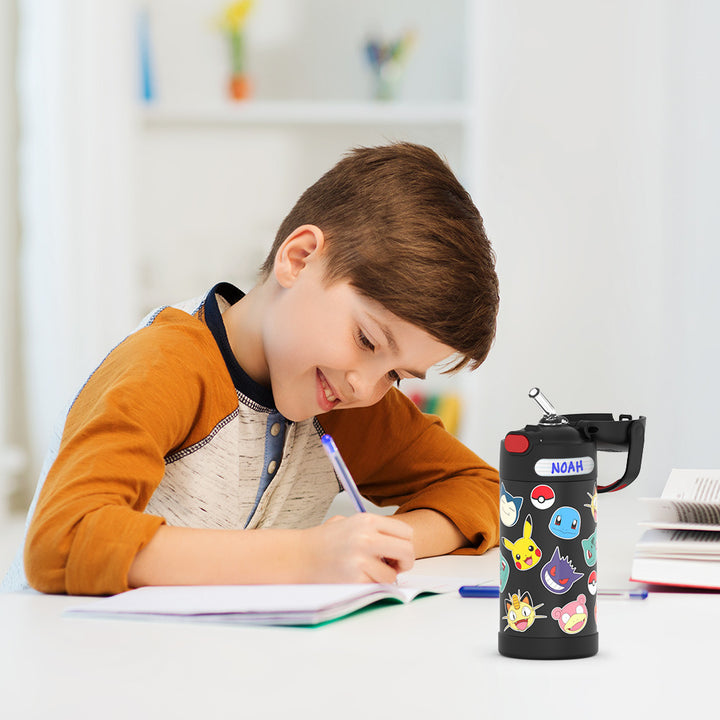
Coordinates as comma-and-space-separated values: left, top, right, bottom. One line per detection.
588, 570, 598, 596
531, 484, 555, 510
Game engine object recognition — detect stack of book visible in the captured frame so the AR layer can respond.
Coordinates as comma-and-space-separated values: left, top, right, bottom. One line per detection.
631, 469, 720, 589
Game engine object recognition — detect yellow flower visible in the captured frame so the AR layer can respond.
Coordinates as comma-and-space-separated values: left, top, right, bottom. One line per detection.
219, 0, 254, 33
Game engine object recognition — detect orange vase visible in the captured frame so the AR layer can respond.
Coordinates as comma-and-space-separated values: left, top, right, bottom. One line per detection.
229, 74, 251, 101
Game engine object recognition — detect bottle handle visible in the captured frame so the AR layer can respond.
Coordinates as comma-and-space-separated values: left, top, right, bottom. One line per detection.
565, 414, 647, 493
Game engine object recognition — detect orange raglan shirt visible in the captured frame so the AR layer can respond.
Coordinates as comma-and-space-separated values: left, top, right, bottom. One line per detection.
2, 284, 499, 596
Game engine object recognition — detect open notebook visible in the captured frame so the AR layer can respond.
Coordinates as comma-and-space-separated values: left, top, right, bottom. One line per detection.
65, 575, 484, 627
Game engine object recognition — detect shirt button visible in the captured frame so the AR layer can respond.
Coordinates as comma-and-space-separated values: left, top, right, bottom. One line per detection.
270, 422, 281, 437
267, 460, 278, 475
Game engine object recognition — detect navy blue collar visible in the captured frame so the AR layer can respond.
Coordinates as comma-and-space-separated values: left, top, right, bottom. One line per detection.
202, 282, 277, 411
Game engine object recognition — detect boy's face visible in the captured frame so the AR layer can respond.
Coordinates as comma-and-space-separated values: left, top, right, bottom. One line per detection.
261, 234, 454, 422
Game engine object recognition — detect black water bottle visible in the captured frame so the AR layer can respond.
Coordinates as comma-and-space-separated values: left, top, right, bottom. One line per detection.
497, 388, 645, 660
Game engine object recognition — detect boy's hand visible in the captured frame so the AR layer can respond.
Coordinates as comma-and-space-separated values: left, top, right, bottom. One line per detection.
302, 513, 415, 584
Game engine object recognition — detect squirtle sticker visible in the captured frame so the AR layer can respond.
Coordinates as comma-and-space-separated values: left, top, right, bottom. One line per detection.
500, 483, 523, 527
540, 546, 583, 595
548, 506, 581, 540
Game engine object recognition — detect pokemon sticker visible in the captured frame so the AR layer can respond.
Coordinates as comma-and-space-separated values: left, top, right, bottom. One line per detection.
587, 570, 597, 596
551, 594, 589, 635
585, 488, 598, 522
499, 555, 510, 593
502, 514, 542, 571
548, 506, 581, 539
500, 483, 523, 527
582, 530, 598, 567
540, 546, 583, 594
530, 484, 555, 510
502, 590, 546, 632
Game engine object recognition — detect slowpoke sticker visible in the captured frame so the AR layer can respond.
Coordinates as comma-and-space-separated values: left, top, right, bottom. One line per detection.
551, 594, 589, 635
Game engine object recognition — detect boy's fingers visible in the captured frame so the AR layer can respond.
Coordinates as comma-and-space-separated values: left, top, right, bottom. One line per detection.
364, 559, 401, 585
375, 533, 414, 561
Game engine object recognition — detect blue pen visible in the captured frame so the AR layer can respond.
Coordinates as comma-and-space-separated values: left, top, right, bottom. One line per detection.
596, 589, 649, 600
458, 585, 499, 598
459, 586, 649, 600
321, 434, 367, 513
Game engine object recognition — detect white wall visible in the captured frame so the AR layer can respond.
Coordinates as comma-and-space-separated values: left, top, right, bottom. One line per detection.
0, 0, 24, 512
135, 0, 467, 312
460, 1, 720, 496
11, 0, 720, 503
17, 0, 139, 483
667, 2, 720, 478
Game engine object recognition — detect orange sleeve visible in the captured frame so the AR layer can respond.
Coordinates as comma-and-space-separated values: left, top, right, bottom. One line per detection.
319, 388, 500, 554
24, 310, 235, 595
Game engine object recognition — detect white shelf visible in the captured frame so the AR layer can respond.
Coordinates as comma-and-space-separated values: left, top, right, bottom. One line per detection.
141, 100, 472, 128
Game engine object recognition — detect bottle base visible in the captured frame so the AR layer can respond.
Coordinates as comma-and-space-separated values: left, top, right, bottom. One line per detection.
498, 633, 598, 660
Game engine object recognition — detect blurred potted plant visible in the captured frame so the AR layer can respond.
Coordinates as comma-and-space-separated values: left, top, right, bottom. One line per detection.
364, 30, 416, 101
218, 0, 254, 100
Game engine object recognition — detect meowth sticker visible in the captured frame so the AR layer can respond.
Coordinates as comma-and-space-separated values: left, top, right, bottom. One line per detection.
502, 590, 546, 633
585, 488, 598, 522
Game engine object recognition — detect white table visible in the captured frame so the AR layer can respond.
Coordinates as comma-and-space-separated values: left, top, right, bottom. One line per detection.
1, 495, 717, 719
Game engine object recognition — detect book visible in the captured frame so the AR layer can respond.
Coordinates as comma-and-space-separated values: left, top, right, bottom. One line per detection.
65, 575, 476, 627
631, 469, 720, 588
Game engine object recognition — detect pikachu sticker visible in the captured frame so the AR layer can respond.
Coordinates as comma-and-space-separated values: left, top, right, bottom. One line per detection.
502, 514, 542, 571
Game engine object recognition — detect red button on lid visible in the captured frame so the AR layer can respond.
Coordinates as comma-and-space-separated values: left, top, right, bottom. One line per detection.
504, 433, 529, 454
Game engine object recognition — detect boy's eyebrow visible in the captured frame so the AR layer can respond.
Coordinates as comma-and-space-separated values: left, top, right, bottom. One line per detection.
370, 314, 427, 380
405, 368, 427, 380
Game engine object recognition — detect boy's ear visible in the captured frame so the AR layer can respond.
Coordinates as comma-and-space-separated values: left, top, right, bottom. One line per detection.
273, 225, 325, 288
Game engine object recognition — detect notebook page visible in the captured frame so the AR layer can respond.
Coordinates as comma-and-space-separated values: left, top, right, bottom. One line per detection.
68, 584, 404, 617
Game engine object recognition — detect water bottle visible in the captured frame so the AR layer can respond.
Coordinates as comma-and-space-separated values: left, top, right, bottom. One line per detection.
498, 388, 646, 659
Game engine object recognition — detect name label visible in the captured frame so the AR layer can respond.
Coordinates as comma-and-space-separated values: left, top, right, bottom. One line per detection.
534, 456, 595, 477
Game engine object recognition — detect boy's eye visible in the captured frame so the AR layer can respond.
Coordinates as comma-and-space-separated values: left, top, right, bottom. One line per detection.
357, 330, 400, 386
357, 330, 375, 351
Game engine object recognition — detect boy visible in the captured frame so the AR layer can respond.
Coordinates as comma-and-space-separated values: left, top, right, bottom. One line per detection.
3, 142, 500, 595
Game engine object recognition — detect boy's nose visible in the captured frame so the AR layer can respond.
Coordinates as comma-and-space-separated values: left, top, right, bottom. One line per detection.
346, 369, 382, 404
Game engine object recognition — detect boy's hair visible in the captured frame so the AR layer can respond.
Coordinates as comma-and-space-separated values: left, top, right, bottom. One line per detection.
260, 142, 499, 371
